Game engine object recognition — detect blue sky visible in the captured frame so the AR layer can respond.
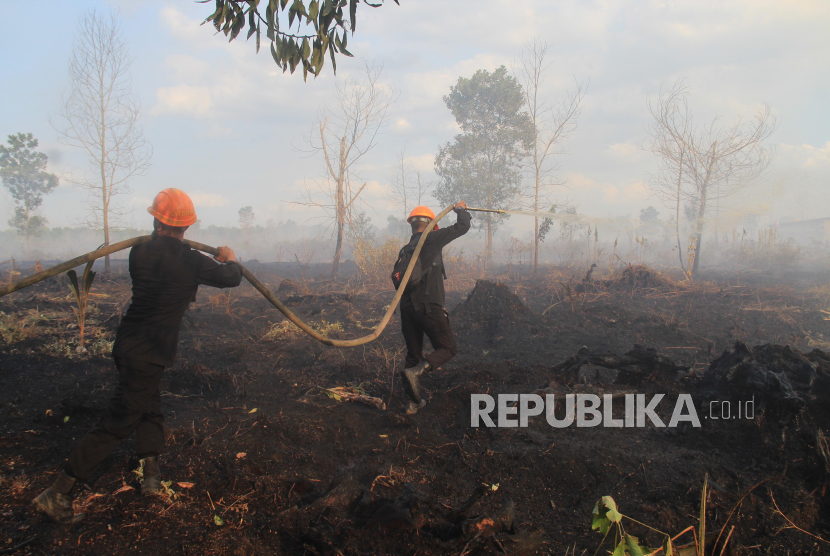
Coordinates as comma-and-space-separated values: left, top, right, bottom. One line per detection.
1, 0, 828, 239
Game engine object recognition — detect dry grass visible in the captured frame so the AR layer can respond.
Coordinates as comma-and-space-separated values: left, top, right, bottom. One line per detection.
262, 319, 344, 341
0, 311, 42, 344
352, 235, 400, 285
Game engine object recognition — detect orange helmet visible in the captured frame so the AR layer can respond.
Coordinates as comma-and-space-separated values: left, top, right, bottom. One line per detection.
148, 188, 197, 227
407, 206, 435, 223
407, 206, 438, 230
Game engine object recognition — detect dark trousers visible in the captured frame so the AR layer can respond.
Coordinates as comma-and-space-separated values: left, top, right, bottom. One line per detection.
401, 303, 458, 369
64, 360, 165, 482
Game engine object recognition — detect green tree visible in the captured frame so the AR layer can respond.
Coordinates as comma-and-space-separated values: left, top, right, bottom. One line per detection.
201, 0, 398, 81
434, 66, 533, 260
0, 133, 59, 249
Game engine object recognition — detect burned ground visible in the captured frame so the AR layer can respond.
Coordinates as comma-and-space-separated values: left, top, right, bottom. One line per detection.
1, 262, 830, 555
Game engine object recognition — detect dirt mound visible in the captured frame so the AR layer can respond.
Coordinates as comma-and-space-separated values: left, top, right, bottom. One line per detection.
548, 344, 688, 386
604, 264, 673, 289
454, 280, 533, 322
700, 341, 830, 425
452, 280, 541, 346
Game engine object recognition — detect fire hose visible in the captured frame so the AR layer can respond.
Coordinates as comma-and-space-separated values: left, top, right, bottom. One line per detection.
0, 206, 462, 348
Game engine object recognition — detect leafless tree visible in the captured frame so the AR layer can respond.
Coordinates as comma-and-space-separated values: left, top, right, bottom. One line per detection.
646, 81, 776, 276
296, 63, 395, 279
387, 143, 430, 220
517, 38, 586, 270
646, 85, 692, 277
53, 10, 151, 272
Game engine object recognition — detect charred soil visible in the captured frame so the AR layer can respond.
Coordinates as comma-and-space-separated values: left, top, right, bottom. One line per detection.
1, 263, 830, 555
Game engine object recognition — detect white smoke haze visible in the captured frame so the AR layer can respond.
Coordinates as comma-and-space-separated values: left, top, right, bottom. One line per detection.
0, 0, 827, 275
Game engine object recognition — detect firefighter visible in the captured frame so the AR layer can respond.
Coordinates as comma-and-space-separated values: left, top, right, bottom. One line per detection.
400, 201, 470, 414
32, 189, 243, 523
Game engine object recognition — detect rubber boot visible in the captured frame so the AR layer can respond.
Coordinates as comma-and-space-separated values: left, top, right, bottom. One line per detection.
32, 472, 85, 524
406, 399, 427, 415
402, 360, 431, 407
140, 456, 162, 495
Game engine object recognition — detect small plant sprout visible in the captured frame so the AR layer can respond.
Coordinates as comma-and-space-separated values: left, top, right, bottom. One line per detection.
67, 259, 96, 349
591, 475, 727, 556
592, 495, 671, 556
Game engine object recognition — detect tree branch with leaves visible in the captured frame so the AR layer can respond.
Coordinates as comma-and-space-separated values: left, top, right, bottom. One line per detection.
201, 0, 399, 81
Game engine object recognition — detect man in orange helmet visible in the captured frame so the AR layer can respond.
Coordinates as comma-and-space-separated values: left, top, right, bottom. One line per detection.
400, 201, 470, 414
33, 188, 242, 523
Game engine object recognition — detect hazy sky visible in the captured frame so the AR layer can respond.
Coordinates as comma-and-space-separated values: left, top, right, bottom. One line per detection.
1, 0, 828, 240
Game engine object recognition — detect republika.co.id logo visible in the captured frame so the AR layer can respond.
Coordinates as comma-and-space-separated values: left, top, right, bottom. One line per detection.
470, 393, 757, 428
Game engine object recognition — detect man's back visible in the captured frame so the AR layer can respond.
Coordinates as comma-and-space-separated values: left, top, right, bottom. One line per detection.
113, 236, 242, 367
404, 209, 471, 308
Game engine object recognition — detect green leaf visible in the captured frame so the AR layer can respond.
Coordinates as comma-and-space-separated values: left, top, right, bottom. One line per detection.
247, 9, 257, 39
270, 40, 280, 65
213, 514, 224, 526
323, 389, 341, 401
602, 496, 622, 523
256, 20, 261, 52
349, 0, 357, 31
231, 12, 245, 40
662, 536, 674, 556
67, 270, 80, 302
265, 3, 275, 39
612, 540, 627, 556
302, 37, 310, 59
592, 496, 622, 536
591, 507, 610, 535
624, 534, 647, 556
309, 0, 319, 20
205, 0, 224, 24
328, 38, 337, 73
83, 271, 96, 296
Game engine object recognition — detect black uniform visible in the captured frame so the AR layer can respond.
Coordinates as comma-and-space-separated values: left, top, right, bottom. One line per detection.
400, 208, 471, 369
64, 235, 242, 482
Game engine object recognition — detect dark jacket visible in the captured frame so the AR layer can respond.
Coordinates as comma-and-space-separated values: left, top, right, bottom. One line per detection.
402, 208, 471, 309
112, 235, 242, 368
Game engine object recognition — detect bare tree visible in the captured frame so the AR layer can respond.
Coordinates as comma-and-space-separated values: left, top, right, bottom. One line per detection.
387, 143, 430, 220
296, 63, 395, 278
517, 38, 586, 270
646, 85, 692, 277
53, 10, 151, 272
647, 81, 776, 276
